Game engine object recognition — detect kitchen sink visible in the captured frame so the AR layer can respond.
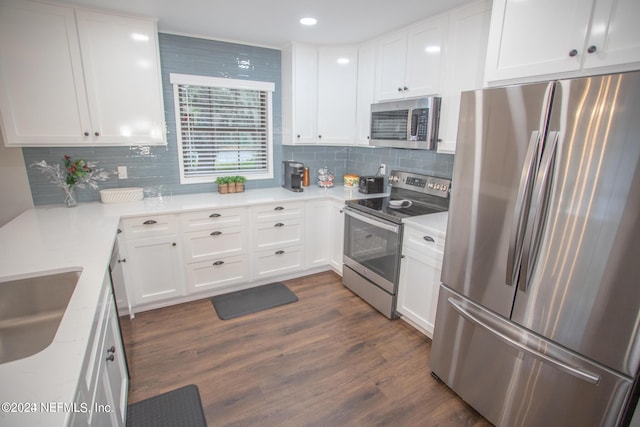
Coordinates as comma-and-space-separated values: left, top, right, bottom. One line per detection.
0, 269, 81, 364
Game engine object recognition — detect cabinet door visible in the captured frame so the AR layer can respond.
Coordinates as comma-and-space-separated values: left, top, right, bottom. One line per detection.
376, 32, 408, 101
404, 16, 447, 97
104, 303, 128, 426
355, 41, 376, 145
126, 235, 184, 305
292, 44, 318, 144
316, 46, 358, 145
583, 0, 640, 69
306, 200, 330, 268
75, 10, 166, 145
485, 0, 593, 81
397, 247, 442, 337
438, 0, 491, 154
0, 0, 91, 146
328, 201, 345, 274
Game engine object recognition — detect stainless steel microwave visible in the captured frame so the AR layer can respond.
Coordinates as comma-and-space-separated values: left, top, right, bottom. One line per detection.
369, 97, 441, 150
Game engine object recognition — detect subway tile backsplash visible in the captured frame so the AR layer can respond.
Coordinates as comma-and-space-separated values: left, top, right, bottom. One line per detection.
23, 34, 453, 205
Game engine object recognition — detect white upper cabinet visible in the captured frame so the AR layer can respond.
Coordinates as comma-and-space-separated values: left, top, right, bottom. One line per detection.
485, 0, 640, 83
0, 0, 166, 147
583, 0, 640, 70
74, 10, 166, 145
282, 43, 358, 145
317, 46, 358, 145
355, 41, 376, 146
437, 0, 491, 154
375, 15, 447, 101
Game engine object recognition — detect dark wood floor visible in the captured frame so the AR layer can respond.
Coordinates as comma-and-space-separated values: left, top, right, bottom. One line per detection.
120, 271, 491, 426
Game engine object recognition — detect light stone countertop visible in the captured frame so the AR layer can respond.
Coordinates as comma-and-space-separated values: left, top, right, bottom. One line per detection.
0, 185, 388, 426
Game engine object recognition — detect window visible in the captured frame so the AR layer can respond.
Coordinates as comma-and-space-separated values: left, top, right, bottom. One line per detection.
170, 73, 275, 184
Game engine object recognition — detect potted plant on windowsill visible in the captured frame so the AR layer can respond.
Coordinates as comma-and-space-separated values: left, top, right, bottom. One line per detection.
234, 176, 246, 193
215, 176, 230, 194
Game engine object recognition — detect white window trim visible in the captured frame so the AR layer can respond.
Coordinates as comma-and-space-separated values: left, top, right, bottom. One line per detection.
170, 73, 275, 184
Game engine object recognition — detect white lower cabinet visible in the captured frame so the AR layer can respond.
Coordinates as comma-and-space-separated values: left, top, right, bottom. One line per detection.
397, 224, 445, 338
328, 200, 345, 274
253, 245, 305, 280
306, 200, 330, 268
185, 254, 250, 293
71, 273, 127, 427
121, 214, 185, 306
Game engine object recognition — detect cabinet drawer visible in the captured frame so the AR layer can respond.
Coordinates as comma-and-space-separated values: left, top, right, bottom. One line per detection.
180, 207, 246, 232
120, 214, 177, 238
253, 219, 303, 250
251, 201, 304, 222
402, 225, 445, 253
182, 226, 247, 260
185, 254, 250, 293
253, 245, 304, 280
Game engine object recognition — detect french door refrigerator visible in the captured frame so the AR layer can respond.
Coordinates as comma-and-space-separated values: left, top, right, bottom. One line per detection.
430, 71, 640, 427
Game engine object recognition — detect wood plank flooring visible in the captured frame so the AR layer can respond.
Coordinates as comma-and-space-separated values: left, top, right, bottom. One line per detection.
120, 271, 491, 426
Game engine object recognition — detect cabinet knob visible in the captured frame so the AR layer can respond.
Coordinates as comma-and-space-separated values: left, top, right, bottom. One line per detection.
117, 258, 126, 263
84, 132, 90, 136
94, 131, 100, 137
587, 45, 597, 54
172, 242, 177, 247
210, 231, 222, 236
213, 260, 224, 266
142, 219, 157, 225
403, 86, 408, 91
297, 134, 301, 138
274, 222, 284, 227
398, 87, 403, 92
423, 236, 435, 242
569, 49, 578, 57
107, 346, 115, 353
318, 134, 322, 139
106, 354, 115, 362
275, 250, 285, 255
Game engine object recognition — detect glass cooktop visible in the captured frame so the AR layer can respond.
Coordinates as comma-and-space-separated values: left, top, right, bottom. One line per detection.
345, 196, 447, 224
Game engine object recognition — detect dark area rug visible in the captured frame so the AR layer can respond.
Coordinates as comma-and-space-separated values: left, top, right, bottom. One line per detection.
126, 384, 207, 427
211, 282, 298, 320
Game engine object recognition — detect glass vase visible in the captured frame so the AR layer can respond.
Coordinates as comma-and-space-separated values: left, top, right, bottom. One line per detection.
63, 186, 77, 207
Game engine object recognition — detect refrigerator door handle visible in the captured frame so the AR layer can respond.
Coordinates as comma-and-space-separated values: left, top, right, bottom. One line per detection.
506, 130, 542, 286
520, 131, 560, 293
447, 297, 601, 385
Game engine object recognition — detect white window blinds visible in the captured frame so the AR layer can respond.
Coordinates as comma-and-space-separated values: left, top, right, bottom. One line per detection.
170, 74, 275, 183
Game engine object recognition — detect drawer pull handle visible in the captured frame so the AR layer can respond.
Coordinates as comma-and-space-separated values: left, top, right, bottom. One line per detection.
107, 346, 115, 353
423, 236, 435, 242
143, 220, 157, 225
209, 213, 221, 218
106, 354, 115, 362
210, 231, 222, 236
117, 258, 126, 264
274, 206, 285, 211
274, 222, 285, 227
213, 260, 224, 266
275, 250, 285, 255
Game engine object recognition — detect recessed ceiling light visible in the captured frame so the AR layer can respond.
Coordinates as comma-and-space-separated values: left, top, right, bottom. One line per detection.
299, 17, 317, 26
336, 58, 350, 65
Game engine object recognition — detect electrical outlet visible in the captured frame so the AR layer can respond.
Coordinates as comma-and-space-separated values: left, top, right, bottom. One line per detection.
117, 166, 128, 179
380, 163, 386, 175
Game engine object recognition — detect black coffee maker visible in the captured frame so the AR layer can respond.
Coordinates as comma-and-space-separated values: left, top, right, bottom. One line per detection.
282, 160, 304, 192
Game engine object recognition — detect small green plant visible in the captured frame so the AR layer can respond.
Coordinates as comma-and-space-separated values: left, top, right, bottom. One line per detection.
233, 176, 246, 184
215, 176, 230, 185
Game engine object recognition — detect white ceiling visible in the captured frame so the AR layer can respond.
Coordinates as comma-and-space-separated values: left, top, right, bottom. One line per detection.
63, 0, 475, 48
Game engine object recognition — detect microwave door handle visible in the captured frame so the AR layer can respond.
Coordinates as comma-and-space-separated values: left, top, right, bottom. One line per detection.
409, 109, 417, 139
344, 209, 400, 234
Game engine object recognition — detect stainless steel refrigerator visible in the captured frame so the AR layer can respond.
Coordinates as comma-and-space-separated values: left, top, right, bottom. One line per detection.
430, 71, 640, 427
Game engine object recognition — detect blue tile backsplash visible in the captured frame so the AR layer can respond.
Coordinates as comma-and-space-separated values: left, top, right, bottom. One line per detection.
23, 34, 454, 205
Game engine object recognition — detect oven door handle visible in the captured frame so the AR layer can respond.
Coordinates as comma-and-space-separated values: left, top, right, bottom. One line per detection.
344, 208, 400, 234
